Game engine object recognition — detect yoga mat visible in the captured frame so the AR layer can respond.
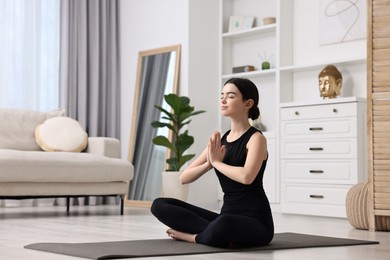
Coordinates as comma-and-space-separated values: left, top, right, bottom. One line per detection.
24, 232, 379, 260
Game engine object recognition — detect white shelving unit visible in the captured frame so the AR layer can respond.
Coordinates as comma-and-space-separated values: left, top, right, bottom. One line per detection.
218, 0, 367, 213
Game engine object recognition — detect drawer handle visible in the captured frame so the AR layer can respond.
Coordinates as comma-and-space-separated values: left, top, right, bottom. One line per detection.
309, 127, 323, 131
333, 108, 338, 113
309, 147, 324, 151
295, 111, 299, 116
310, 195, 324, 199
309, 170, 324, 174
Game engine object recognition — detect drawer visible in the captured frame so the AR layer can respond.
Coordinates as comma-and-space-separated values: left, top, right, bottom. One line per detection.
281, 117, 357, 139
281, 184, 351, 217
281, 102, 358, 121
281, 139, 357, 159
281, 160, 358, 184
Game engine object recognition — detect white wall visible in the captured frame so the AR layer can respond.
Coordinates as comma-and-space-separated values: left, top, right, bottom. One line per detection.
120, 0, 188, 160
293, 0, 366, 65
292, 0, 367, 101
186, 0, 219, 204
119, 0, 220, 205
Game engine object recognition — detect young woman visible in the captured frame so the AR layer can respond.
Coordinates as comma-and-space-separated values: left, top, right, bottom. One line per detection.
151, 77, 274, 248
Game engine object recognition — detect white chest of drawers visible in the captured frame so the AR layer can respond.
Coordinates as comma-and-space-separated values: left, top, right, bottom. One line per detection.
280, 97, 367, 218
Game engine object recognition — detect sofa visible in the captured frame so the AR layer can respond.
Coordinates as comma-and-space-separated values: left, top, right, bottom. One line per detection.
0, 108, 134, 214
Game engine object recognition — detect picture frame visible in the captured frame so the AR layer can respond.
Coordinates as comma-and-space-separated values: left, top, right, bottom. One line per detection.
242, 17, 255, 30
229, 16, 244, 32
229, 16, 255, 32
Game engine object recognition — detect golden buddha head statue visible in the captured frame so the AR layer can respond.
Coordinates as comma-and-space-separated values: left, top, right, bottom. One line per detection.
318, 64, 343, 99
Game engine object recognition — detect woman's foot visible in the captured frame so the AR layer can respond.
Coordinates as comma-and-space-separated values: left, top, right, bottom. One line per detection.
166, 229, 196, 243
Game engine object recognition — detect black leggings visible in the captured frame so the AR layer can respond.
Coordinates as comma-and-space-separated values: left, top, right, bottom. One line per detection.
151, 197, 274, 248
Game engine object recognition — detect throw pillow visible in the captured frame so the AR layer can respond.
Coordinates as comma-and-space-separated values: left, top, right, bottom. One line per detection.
35, 117, 88, 152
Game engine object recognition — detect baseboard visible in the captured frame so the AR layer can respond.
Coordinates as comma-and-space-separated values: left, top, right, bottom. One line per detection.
125, 200, 152, 208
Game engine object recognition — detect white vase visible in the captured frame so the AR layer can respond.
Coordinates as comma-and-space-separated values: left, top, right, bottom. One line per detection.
161, 171, 189, 201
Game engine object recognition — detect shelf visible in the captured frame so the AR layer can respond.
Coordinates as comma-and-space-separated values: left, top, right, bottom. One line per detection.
222, 24, 276, 39
280, 57, 366, 73
280, 97, 366, 108
222, 68, 276, 79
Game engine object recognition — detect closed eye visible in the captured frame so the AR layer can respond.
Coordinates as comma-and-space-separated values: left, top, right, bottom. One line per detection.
221, 91, 237, 99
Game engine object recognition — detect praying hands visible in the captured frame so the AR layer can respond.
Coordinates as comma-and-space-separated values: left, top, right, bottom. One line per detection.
208, 131, 226, 167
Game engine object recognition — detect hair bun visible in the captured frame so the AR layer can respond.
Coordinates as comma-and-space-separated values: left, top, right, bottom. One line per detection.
250, 107, 260, 120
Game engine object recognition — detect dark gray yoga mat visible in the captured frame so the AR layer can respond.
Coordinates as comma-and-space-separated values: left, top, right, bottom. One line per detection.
24, 232, 379, 259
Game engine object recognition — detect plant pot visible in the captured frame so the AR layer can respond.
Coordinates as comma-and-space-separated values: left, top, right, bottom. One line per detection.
262, 61, 270, 70
161, 171, 189, 201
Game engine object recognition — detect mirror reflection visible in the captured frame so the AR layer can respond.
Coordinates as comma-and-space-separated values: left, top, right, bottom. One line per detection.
128, 45, 181, 201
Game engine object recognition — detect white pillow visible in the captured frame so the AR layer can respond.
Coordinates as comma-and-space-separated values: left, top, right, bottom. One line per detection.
35, 117, 88, 152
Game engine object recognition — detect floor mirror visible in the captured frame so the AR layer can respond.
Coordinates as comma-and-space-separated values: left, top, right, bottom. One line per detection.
127, 45, 181, 203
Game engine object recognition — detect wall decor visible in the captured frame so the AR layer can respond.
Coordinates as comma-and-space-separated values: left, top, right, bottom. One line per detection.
319, 0, 366, 45
229, 16, 254, 32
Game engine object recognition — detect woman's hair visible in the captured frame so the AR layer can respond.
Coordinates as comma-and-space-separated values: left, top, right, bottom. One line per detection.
224, 78, 260, 120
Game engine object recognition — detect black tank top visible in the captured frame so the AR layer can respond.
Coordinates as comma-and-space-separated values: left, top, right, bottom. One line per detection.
216, 126, 272, 220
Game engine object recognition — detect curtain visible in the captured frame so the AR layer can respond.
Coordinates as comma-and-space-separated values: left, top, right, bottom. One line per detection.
0, 0, 60, 111
59, 0, 121, 206
0, 0, 60, 208
128, 53, 172, 200
59, 0, 120, 138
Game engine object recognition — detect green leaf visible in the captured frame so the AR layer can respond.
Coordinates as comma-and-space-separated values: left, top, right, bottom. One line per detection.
166, 157, 180, 171
176, 131, 194, 155
151, 121, 168, 128
151, 121, 175, 133
152, 136, 176, 152
155, 105, 174, 121
178, 154, 195, 170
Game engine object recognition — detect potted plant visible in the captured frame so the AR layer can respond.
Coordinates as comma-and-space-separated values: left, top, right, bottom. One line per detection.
151, 93, 205, 200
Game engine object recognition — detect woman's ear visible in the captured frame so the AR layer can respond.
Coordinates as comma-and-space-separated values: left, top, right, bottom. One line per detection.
246, 99, 254, 108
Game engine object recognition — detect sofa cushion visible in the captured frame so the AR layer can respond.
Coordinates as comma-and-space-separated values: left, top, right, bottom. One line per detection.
0, 149, 134, 183
0, 108, 66, 151
35, 117, 88, 152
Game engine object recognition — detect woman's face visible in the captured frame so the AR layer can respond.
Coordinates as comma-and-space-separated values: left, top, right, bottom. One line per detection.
220, 83, 247, 118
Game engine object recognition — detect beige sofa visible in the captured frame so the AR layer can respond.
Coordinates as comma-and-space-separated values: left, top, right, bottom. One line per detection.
0, 108, 134, 214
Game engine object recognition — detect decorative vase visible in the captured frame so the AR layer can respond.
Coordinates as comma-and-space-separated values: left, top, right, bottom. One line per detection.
161, 171, 189, 201
262, 61, 270, 70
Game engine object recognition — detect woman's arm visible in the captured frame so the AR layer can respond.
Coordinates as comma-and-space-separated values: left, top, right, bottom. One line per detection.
179, 146, 212, 184
209, 131, 267, 185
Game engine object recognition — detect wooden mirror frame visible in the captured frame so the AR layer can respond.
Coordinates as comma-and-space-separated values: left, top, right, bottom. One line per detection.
127, 44, 181, 203
128, 45, 180, 160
